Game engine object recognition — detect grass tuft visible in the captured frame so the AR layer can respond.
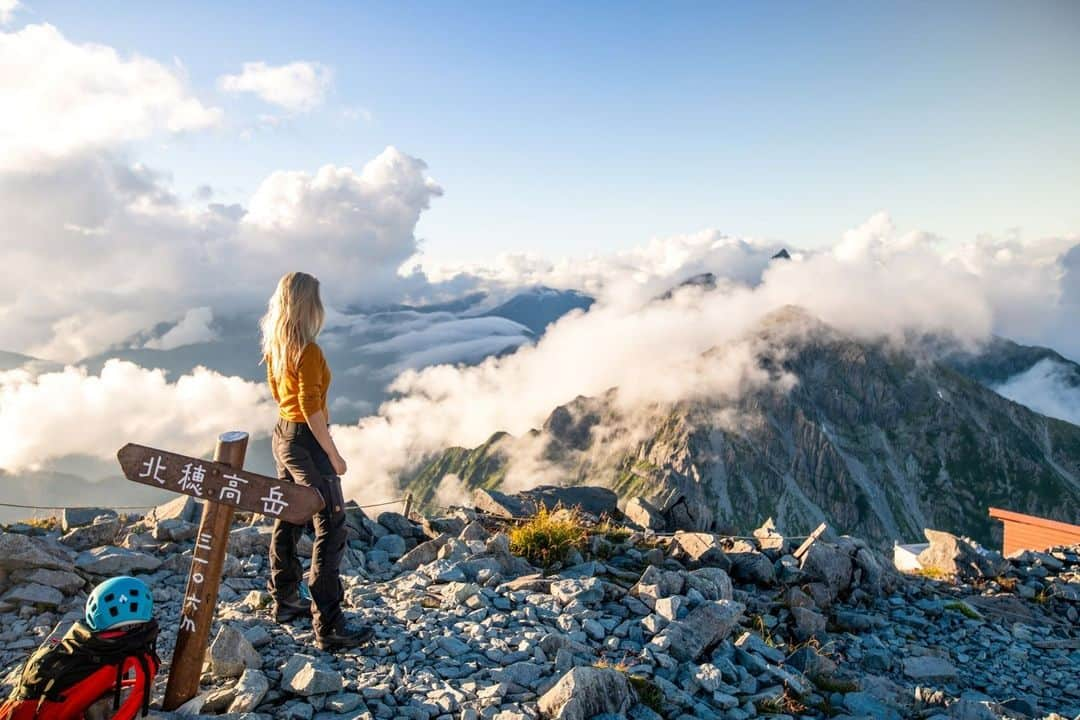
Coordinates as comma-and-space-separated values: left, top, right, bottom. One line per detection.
22, 516, 58, 530
627, 675, 664, 713
944, 601, 982, 620
508, 505, 588, 569
911, 566, 951, 581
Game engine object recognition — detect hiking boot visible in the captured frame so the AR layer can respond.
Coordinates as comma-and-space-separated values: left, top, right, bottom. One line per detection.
315, 620, 374, 651
273, 597, 313, 623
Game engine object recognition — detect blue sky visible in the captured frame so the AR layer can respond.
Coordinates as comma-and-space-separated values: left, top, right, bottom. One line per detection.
21, 0, 1080, 262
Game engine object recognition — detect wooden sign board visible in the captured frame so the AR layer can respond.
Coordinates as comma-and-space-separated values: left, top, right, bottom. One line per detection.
117, 442, 323, 524
118, 435, 326, 710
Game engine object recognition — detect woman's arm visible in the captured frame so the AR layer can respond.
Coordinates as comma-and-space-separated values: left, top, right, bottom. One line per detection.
297, 345, 346, 475
305, 409, 346, 475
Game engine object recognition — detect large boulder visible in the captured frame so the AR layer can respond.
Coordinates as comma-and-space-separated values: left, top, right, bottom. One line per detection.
147, 496, 201, 526
0, 533, 74, 572
655, 493, 712, 532
671, 532, 728, 567
281, 654, 343, 696
376, 511, 419, 538
11, 568, 85, 594
209, 624, 262, 679
524, 486, 618, 517
395, 533, 452, 571
75, 547, 161, 575
59, 517, 121, 551
686, 567, 733, 601
2, 582, 64, 608
473, 489, 531, 519
654, 599, 745, 662
624, 497, 666, 531
61, 507, 117, 532
799, 542, 853, 599
227, 526, 272, 557
728, 551, 776, 586
473, 486, 618, 520
917, 529, 1006, 580
538, 666, 634, 720
227, 669, 269, 714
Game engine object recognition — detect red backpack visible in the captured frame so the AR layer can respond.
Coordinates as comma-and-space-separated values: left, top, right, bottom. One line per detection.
0, 619, 159, 720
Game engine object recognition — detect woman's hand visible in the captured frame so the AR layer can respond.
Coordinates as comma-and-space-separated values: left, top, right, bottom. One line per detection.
331, 451, 348, 476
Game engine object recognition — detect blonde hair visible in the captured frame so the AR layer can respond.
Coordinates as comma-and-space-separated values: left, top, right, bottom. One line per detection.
260, 272, 325, 376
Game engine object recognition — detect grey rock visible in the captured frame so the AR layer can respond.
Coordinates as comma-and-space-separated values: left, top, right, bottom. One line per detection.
152, 517, 198, 542
0, 533, 74, 572
903, 656, 959, 681
843, 691, 902, 720
790, 606, 826, 642
671, 532, 728, 566
210, 624, 262, 679
799, 542, 853, 599
227, 669, 270, 713
686, 567, 733, 601
524, 485, 618, 517
59, 517, 121, 551
785, 646, 837, 678
281, 654, 343, 696
148, 495, 201, 525
752, 517, 786, 552
2, 582, 64, 608
537, 666, 633, 720
11, 568, 85, 594
655, 599, 744, 662
396, 534, 451, 571
75, 546, 161, 575
728, 552, 775, 586
473, 489, 532, 519
61, 507, 117, 532
918, 529, 1006, 580
458, 520, 490, 542
625, 497, 666, 531
550, 577, 604, 606
227, 526, 271, 556
376, 511, 417, 538
374, 534, 407, 560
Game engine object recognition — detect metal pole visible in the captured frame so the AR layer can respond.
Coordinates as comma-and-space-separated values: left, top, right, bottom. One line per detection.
403, 492, 414, 520
162, 431, 248, 710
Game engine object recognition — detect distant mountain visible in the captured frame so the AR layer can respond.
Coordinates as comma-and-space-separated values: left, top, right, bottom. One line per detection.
405, 307, 1080, 548
943, 336, 1080, 389
656, 273, 718, 301
483, 287, 594, 334
0, 350, 62, 374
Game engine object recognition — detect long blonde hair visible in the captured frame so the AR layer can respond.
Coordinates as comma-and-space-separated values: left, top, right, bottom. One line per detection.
260, 272, 325, 376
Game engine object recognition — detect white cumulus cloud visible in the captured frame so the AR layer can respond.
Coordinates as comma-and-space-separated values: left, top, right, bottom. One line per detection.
995, 359, 1080, 426
0, 146, 443, 361
0, 360, 277, 471
0, 23, 221, 169
0, 0, 19, 25
144, 307, 218, 350
219, 61, 333, 112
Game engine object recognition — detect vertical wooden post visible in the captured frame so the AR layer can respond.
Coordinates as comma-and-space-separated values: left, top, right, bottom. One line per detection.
403, 492, 414, 520
162, 431, 248, 710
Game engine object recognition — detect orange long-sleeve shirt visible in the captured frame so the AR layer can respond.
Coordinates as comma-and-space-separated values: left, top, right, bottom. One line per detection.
267, 342, 331, 422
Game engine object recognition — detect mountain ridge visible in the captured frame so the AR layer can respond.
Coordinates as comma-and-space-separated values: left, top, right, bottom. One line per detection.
403, 308, 1080, 548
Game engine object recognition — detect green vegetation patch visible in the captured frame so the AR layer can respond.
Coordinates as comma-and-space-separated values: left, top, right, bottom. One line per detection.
508, 505, 588, 569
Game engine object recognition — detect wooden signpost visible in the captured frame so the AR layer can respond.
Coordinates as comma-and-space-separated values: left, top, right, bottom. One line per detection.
116, 432, 324, 710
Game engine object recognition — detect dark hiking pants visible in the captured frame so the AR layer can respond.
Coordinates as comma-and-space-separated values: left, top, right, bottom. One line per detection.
269, 418, 347, 637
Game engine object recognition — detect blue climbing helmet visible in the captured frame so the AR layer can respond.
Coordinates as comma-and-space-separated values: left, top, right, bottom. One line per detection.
85, 576, 154, 631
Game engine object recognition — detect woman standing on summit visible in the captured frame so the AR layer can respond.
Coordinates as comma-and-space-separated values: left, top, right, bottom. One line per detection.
260, 271, 372, 651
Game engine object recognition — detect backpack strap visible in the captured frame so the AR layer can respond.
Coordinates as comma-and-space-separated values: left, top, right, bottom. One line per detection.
113, 662, 124, 711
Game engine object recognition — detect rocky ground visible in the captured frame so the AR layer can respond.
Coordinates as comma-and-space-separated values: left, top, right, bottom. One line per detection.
0, 487, 1078, 720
